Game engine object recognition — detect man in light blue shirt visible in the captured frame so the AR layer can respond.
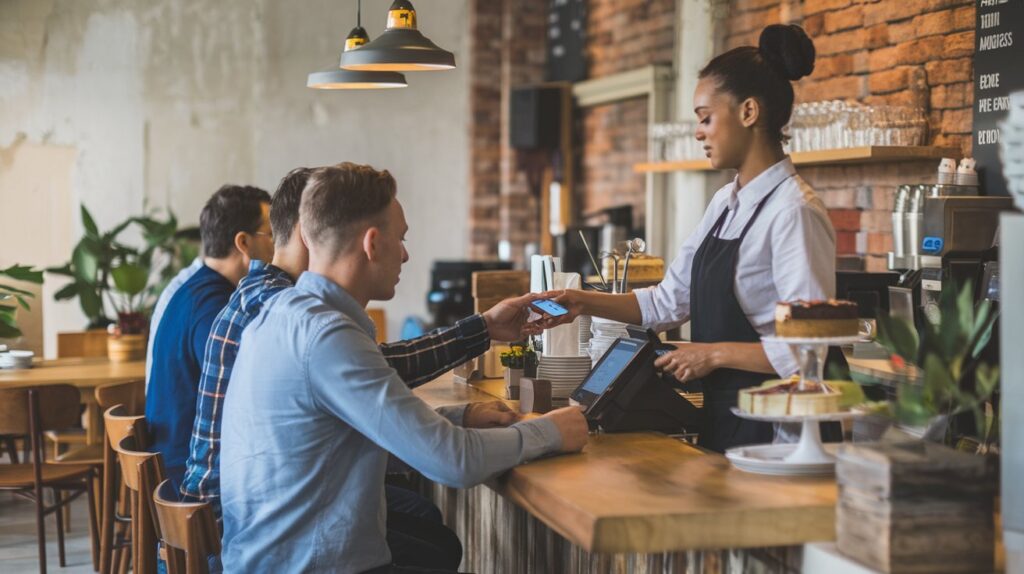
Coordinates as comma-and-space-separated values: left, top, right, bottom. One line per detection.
221, 163, 588, 574
146, 256, 201, 391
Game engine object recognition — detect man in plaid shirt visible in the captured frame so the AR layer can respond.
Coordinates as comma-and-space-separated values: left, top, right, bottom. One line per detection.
182, 167, 539, 571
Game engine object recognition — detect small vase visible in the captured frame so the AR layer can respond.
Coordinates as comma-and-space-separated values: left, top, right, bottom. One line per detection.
107, 333, 146, 363
504, 367, 523, 400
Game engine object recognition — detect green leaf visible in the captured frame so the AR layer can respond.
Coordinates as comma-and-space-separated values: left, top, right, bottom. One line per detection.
0, 283, 34, 297
969, 303, 998, 359
956, 280, 975, 338
46, 263, 75, 277
72, 241, 99, 284
975, 363, 1000, 402
0, 320, 21, 339
0, 264, 44, 284
81, 204, 100, 238
53, 282, 80, 300
877, 314, 919, 362
14, 295, 30, 311
924, 354, 957, 407
78, 286, 102, 320
110, 264, 149, 296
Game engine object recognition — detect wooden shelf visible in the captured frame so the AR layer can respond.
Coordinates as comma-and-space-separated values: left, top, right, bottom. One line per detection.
633, 146, 961, 173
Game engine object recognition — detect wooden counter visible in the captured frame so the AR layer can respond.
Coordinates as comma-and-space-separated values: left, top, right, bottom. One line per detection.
414, 374, 837, 570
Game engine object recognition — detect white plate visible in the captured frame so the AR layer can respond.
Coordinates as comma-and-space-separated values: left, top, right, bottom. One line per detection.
729, 407, 863, 424
726, 443, 841, 476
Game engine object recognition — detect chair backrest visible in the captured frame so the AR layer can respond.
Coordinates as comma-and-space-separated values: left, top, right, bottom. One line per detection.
153, 480, 221, 574
113, 434, 164, 493
96, 380, 145, 415
103, 404, 146, 454
0, 385, 82, 436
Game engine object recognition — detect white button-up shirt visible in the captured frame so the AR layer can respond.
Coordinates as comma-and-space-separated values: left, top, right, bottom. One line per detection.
634, 157, 836, 377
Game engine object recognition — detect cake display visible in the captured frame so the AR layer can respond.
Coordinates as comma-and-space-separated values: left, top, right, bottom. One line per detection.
738, 377, 841, 416
775, 299, 859, 338
601, 255, 665, 284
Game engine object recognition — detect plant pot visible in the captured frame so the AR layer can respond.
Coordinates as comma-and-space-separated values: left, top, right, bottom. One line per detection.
505, 368, 523, 400
107, 333, 146, 363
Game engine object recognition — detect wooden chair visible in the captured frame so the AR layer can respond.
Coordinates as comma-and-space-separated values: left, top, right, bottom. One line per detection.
100, 404, 147, 574
113, 434, 165, 574
44, 335, 106, 460
51, 379, 145, 572
153, 480, 221, 574
0, 385, 99, 574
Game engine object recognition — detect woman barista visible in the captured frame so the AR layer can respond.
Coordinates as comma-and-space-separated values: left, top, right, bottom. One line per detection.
539, 25, 836, 453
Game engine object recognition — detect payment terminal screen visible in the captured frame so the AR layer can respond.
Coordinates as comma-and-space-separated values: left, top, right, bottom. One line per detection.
580, 339, 642, 395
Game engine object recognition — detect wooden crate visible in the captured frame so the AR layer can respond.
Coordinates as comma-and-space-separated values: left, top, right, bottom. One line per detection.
835, 442, 997, 573
57, 329, 109, 358
472, 271, 530, 299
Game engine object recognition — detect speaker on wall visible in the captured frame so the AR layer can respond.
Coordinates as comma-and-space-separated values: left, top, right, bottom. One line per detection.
509, 86, 562, 150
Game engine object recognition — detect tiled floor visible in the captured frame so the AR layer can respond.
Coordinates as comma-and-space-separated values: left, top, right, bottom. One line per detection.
0, 492, 97, 574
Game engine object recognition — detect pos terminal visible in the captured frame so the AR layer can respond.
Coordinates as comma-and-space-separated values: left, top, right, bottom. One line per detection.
570, 329, 700, 434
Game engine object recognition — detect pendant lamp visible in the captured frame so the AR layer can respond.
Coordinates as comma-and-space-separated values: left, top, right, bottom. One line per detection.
339, 0, 455, 72
307, 1, 407, 90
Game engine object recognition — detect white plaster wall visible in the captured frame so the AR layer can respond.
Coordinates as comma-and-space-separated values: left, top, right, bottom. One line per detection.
0, 0, 471, 354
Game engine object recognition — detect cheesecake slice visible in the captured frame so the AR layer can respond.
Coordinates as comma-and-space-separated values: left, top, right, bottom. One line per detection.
775, 299, 859, 338
738, 378, 842, 416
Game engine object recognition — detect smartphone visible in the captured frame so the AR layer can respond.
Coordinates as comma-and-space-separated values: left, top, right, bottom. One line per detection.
530, 298, 569, 317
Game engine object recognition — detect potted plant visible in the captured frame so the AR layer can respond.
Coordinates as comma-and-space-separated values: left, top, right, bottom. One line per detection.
500, 343, 537, 400
48, 204, 199, 362
875, 280, 999, 449
0, 264, 44, 340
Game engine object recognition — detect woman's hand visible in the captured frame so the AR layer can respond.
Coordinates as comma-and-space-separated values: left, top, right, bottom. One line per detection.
530, 289, 586, 329
653, 343, 720, 383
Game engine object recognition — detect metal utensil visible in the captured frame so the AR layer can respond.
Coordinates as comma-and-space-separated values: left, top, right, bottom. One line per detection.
579, 230, 607, 288
620, 238, 647, 293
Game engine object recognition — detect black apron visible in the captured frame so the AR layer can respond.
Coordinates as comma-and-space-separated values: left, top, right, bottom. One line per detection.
690, 184, 781, 453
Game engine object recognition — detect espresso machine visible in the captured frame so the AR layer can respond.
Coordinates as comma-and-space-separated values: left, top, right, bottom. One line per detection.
888, 158, 1013, 324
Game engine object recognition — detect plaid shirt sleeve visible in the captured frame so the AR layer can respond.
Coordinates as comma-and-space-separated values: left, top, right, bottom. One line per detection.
380, 314, 490, 388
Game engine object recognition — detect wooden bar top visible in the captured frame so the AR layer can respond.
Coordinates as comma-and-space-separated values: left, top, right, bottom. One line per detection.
414, 374, 838, 554
0, 357, 146, 388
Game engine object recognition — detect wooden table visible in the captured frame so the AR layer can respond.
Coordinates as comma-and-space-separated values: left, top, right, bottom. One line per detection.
413, 374, 838, 572
0, 357, 146, 444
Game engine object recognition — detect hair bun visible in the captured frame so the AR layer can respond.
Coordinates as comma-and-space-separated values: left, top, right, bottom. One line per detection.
758, 24, 816, 81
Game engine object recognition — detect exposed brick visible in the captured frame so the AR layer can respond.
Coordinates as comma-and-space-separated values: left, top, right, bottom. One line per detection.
860, 210, 893, 233
812, 54, 854, 79
865, 24, 889, 49
852, 50, 870, 73
895, 36, 945, 66
865, 255, 890, 273
913, 8, 954, 38
868, 46, 898, 71
869, 66, 913, 95
803, 13, 825, 37
863, 0, 927, 26
942, 108, 972, 134
796, 75, 867, 102
930, 82, 971, 109
867, 232, 894, 254
830, 209, 862, 231
824, 5, 864, 33
943, 30, 974, 58
953, 5, 975, 30
804, 0, 852, 16
836, 231, 858, 255
815, 28, 869, 56
925, 57, 972, 85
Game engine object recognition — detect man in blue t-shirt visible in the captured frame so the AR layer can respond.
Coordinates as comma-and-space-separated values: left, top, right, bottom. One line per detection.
146, 184, 274, 486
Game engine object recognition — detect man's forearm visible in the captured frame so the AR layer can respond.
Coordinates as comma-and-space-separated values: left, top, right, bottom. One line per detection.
380, 314, 490, 387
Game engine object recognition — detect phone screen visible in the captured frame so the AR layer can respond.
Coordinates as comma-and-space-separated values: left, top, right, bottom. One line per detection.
531, 298, 569, 317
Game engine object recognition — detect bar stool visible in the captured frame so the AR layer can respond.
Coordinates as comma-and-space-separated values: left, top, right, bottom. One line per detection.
101, 403, 147, 574
0, 385, 99, 574
152, 479, 221, 574
113, 434, 165, 574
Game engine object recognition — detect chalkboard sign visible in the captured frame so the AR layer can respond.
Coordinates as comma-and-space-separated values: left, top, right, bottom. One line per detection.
545, 0, 586, 83
972, 0, 1024, 197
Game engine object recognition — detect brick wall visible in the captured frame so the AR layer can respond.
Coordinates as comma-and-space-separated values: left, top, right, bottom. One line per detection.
724, 0, 976, 271
578, 0, 675, 231
467, 0, 675, 259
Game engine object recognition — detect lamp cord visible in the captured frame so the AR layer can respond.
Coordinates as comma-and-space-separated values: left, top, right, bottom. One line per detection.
357, 0, 361, 27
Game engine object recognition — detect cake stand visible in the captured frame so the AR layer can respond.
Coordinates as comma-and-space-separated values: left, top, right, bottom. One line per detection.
722, 334, 867, 476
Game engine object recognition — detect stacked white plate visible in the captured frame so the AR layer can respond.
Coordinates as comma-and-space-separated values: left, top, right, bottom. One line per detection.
0, 349, 34, 369
537, 355, 592, 402
1000, 90, 1024, 210
588, 316, 629, 366
577, 315, 593, 356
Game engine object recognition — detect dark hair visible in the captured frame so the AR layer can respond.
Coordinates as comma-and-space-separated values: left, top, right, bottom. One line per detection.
699, 24, 816, 142
299, 162, 397, 257
270, 167, 313, 247
199, 185, 272, 259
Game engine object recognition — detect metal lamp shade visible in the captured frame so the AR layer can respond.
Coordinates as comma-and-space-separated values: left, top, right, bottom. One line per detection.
339, 28, 455, 72
307, 69, 407, 90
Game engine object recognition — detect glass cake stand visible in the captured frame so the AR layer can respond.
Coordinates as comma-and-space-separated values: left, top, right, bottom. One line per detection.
723, 335, 867, 476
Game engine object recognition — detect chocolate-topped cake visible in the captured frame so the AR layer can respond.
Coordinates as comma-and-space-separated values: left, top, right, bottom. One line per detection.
775, 299, 859, 338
